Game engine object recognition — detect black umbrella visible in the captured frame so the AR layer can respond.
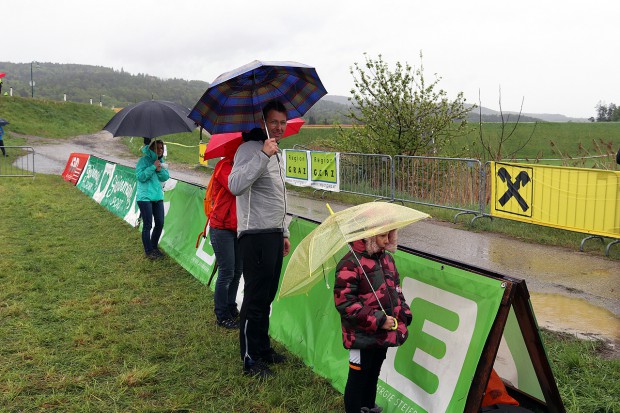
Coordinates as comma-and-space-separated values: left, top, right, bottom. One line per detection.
103, 100, 196, 140
0, 118, 9, 126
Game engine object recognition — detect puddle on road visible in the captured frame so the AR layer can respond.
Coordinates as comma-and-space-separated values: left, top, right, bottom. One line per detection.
530, 293, 620, 342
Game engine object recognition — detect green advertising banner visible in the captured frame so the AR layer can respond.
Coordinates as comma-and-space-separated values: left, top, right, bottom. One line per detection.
76, 156, 108, 198
284, 150, 310, 185
311, 151, 340, 191
284, 150, 341, 191
99, 164, 138, 223
75, 157, 219, 287
272, 217, 506, 413
157, 179, 217, 286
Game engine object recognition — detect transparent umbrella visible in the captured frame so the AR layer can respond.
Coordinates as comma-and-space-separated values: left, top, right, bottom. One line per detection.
279, 202, 430, 298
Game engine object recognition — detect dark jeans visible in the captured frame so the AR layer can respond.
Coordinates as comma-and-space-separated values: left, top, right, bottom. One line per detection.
0, 139, 5, 156
344, 348, 387, 413
137, 200, 164, 254
210, 227, 243, 321
238, 232, 284, 362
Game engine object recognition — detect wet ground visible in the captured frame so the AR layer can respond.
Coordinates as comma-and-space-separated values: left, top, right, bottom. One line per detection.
18, 132, 620, 352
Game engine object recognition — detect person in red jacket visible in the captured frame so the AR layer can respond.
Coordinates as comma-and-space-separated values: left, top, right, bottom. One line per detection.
208, 156, 243, 329
334, 229, 412, 413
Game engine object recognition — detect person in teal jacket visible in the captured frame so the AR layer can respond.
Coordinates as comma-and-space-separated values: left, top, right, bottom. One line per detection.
136, 139, 170, 259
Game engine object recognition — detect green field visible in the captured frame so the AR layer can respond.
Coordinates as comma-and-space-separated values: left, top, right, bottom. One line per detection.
0, 173, 618, 412
0, 96, 114, 138
463, 122, 619, 168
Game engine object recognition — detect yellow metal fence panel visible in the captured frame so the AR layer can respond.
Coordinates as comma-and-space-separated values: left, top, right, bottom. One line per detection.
490, 162, 620, 239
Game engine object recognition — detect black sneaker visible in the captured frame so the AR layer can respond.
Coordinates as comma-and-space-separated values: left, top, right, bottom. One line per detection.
243, 358, 273, 378
146, 251, 160, 260
261, 348, 287, 364
151, 248, 164, 258
216, 318, 239, 329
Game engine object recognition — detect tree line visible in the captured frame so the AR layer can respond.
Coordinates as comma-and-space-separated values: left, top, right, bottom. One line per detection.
595, 102, 620, 122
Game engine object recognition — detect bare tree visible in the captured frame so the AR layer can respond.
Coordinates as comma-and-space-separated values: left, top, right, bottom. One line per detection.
477, 87, 537, 162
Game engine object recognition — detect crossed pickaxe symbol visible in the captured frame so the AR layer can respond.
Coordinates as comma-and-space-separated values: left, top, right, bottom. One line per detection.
498, 167, 531, 212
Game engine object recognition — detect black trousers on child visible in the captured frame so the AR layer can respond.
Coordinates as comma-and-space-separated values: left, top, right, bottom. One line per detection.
238, 232, 284, 363
344, 347, 387, 413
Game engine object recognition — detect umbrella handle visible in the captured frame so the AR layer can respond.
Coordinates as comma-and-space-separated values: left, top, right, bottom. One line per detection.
326, 203, 335, 215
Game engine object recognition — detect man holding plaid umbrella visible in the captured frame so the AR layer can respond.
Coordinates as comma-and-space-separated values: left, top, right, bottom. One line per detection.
189, 60, 327, 378
229, 100, 291, 378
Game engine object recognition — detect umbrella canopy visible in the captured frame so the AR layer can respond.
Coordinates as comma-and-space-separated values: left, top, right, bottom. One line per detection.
103, 100, 196, 139
279, 202, 430, 298
203, 117, 305, 160
0, 118, 9, 126
0, 72, 5, 78
188, 60, 327, 134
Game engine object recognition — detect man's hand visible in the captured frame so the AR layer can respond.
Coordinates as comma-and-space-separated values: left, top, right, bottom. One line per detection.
262, 138, 279, 157
283, 238, 291, 257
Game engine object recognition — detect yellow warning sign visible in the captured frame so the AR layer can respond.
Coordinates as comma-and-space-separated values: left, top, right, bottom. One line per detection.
490, 161, 620, 238
492, 162, 534, 218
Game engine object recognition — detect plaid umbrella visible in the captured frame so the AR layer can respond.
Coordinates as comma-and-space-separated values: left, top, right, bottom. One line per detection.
189, 60, 327, 134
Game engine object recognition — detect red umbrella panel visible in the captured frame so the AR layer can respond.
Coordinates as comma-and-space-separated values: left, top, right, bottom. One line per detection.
203, 118, 305, 160
0, 72, 6, 78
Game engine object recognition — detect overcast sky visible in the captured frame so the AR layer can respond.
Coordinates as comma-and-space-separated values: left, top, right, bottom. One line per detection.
4, 0, 618, 118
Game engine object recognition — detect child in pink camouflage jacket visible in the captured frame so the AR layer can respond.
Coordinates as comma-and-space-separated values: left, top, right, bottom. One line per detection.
334, 229, 412, 413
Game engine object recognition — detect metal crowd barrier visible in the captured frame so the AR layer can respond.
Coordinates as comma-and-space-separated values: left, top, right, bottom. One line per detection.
393, 156, 485, 222
0, 146, 35, 178
333, 152, 489, 222
339, 152, 394, 200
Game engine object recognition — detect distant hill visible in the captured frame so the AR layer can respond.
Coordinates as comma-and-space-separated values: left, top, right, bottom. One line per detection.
0, 62, 209, 110
464, 103, 588, 123
322, 96, 592, 123
0, 62, 588, 124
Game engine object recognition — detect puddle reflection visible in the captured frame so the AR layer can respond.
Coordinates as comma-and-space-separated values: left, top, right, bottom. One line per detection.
531, 293, 620, 342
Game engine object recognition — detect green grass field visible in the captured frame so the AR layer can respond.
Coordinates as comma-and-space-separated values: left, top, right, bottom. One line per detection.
464, 122, 619, 168
0, 96, 114, 138
0, 175, 342, 412
0, 174, 618, 412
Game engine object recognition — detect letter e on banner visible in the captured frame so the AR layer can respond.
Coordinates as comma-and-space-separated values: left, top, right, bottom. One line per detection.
382, 278, 477, 413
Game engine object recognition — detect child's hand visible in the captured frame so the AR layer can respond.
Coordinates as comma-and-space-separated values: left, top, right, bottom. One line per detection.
381, 316, 396, 330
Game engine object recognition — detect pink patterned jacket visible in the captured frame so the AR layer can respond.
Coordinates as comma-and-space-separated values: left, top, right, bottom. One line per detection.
334, 239, 412, 349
